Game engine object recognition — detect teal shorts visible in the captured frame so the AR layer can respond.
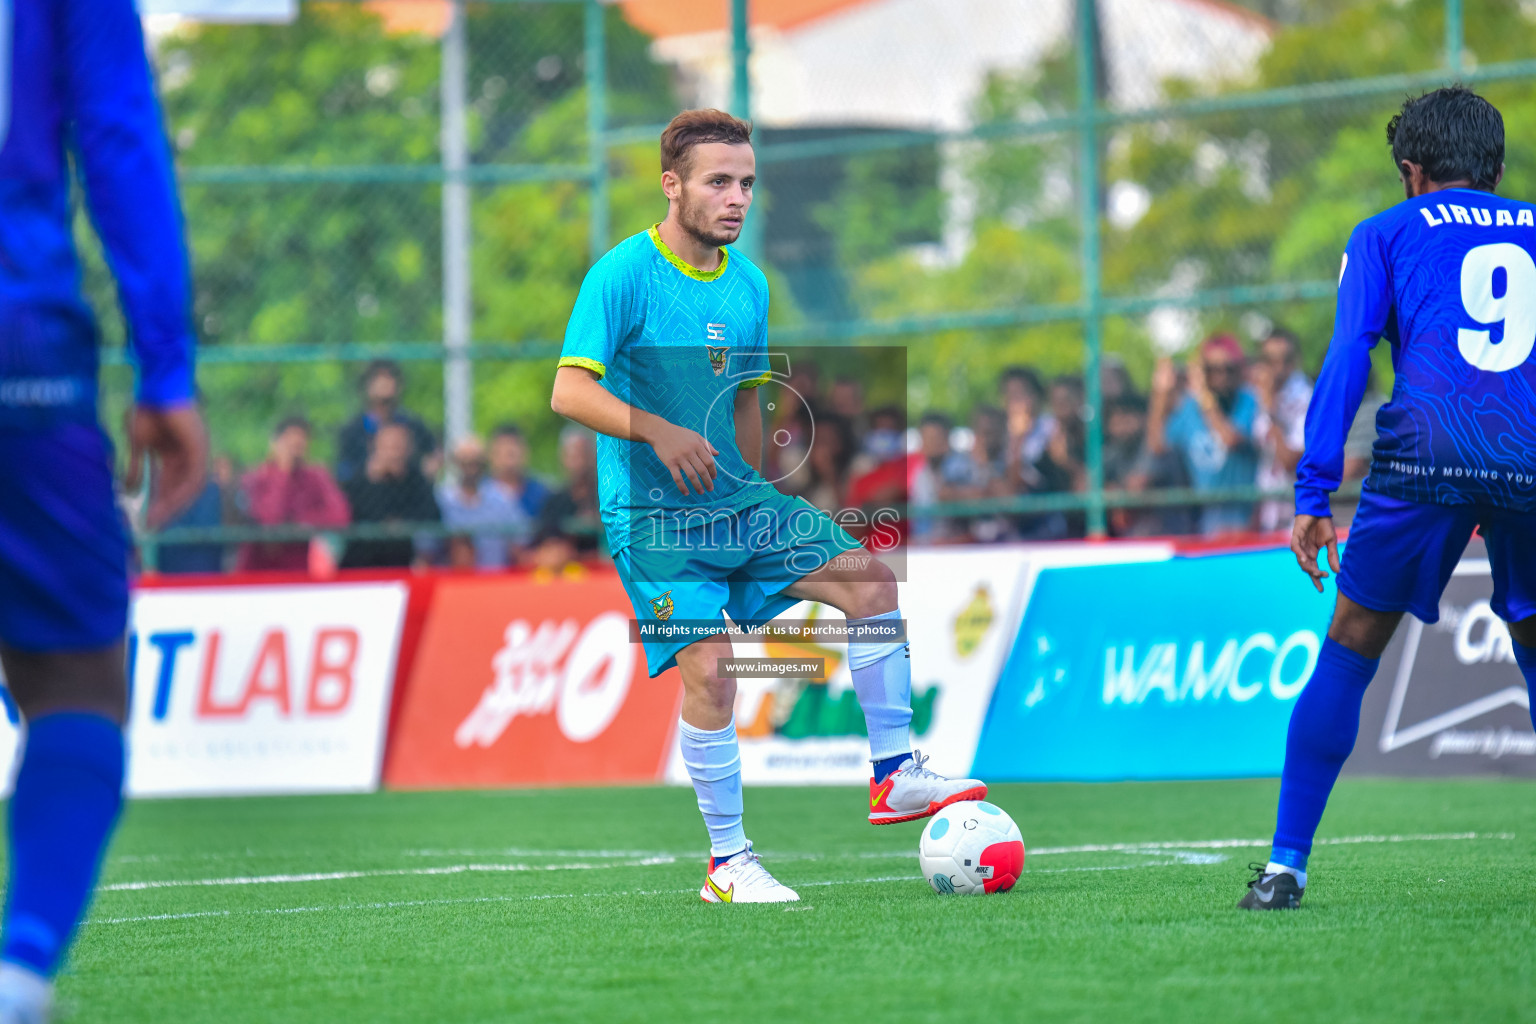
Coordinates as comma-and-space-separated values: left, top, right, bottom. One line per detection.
613, 490, 864, 677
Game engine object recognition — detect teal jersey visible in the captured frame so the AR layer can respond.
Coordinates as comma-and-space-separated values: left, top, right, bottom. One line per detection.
559, 226, 777, 553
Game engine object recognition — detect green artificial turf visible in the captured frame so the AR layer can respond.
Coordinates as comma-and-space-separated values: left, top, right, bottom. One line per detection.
47, 778, 1536, 1022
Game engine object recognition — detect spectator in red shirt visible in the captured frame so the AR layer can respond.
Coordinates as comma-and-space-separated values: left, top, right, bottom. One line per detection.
237, 416, 350, 572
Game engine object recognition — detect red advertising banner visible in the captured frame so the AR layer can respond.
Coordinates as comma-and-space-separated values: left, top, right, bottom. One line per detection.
384, 571, 682, 788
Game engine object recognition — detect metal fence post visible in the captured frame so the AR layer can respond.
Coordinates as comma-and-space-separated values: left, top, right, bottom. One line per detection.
441, 0, 473, 445
1076, 0, 1106, 538
730, 0, 763, 262
586, 0, 609, 264
1446, 0, 1464, 77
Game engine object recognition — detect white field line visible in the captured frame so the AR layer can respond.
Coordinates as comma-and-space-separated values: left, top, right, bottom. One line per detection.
88, 859, 1291, 928
97, 832, 1510, 895
1026, 831, 1514, 856
100, 856, 677, 893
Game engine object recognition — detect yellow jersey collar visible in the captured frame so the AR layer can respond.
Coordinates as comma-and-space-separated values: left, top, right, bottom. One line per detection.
648, 224, 730, 282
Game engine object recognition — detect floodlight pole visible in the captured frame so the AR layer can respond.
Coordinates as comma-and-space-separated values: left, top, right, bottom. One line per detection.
1076, 0, 1107, 538
730, 0, 763, 262
442, 0, 472, 445
586, 0, 609, 264
1445, 0, 1464, 77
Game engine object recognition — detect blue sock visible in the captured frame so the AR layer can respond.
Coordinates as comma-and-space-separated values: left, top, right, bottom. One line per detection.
2, 714, 125, 977
872, 752, 911, 784
1513, 640, 1536, 730
1270, 639, 1378, 872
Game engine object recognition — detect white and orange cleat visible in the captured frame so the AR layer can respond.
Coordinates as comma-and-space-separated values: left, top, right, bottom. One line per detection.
699, 842, 800, 904
868, 750, 987, 825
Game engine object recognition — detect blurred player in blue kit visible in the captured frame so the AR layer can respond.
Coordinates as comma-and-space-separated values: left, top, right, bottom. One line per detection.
1242, 87, 1536, 910
550, 109, 986, 904
0, 0, 206, 1016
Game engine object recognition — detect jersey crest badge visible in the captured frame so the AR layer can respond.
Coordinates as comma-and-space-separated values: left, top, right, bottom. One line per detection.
649, 590, 675, 620
706, 344, 730, 376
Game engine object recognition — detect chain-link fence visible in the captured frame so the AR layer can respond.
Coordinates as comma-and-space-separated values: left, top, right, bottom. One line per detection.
116, 0, 1532, 569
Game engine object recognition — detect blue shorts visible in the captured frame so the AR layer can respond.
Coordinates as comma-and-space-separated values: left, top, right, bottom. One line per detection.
0, 423, 131, 652
613, 491, 865, 677
1337, 487, 1536, 625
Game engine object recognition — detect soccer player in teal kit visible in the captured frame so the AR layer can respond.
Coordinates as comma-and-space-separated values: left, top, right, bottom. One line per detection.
551, 109, 986, 903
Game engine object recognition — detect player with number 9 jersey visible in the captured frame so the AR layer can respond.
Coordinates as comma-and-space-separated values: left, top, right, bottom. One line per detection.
1240, 88, 1536, 913
1296, 97, 1536, 629
1301, 177, 1536, 515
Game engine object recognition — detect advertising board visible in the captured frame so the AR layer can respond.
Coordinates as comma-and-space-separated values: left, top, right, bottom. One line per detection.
0, 582, 408, 796
974, 547, 1332, 780
384, 573, 683, 788
1348, 556, 1535, 776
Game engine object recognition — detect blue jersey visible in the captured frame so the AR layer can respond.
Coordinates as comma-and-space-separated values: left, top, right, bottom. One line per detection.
0, 0, 195, 428
1297, 189, 1536, 516
558, 226, 776, 554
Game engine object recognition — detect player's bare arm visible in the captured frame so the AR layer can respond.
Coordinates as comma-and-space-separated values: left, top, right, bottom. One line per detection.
733, 388, 764, 477
551, 364, 717, 495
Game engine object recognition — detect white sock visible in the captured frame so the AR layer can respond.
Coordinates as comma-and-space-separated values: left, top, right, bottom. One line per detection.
847, 608, 914, 762
1266, 861, 1307, 888
678, 717, 747, 859
0, 962, 52, 1015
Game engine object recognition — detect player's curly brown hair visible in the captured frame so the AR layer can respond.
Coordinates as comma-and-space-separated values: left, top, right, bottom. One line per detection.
660, 109, 753, 178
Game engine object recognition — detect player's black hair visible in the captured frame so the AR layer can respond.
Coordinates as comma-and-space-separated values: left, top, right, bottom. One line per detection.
273, 415, 311, 437
1387, 86, 1504, 190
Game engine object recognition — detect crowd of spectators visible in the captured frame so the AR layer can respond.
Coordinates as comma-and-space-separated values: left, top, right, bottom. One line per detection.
154, 360, 601, 576
760, 325, 1372, 546
151, 330, 1381, 574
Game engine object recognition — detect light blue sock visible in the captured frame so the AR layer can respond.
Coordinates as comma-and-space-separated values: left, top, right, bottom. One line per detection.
678, 718, 746, 859
847, 609, 913, 763
2, 713, 125, 977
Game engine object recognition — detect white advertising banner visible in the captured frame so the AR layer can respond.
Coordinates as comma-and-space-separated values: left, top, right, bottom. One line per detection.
664, 541, 1174, 786
0, 582, 408, 797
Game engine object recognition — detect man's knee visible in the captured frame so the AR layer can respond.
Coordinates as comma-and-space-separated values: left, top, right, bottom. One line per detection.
1326, 595, 1402, 661
835, 556, 897, 619
676, 640, 736, 709
0, 641, 129, 724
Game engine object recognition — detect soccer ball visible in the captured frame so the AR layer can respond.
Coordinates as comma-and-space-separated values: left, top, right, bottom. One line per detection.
918, 801, 1025, 895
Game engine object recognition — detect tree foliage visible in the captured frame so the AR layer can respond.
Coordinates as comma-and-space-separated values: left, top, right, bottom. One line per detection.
824, 0, 1536, 417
